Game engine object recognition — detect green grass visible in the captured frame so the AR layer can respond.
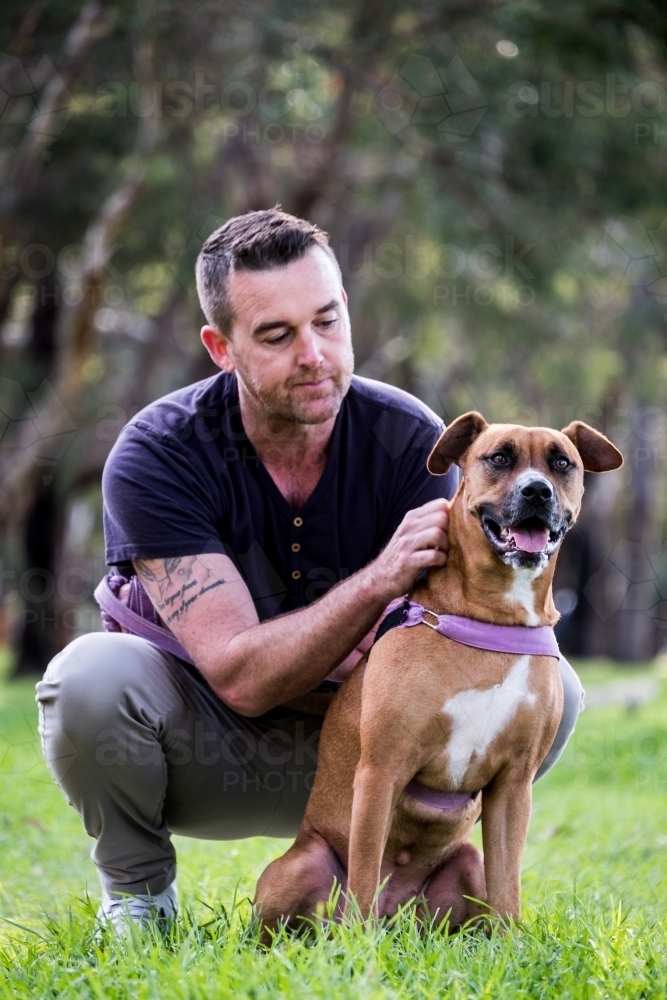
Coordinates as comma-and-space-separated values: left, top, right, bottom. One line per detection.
1, 655, 667, 997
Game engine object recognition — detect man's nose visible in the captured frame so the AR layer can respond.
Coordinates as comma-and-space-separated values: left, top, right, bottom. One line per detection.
296, 329, 325, 367
520, 478, 553, 502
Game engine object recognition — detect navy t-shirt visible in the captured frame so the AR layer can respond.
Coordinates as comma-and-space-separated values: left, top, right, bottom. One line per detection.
103, 373, 458, 620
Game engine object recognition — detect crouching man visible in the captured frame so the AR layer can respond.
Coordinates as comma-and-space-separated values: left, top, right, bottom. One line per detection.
37, 208, 584, 930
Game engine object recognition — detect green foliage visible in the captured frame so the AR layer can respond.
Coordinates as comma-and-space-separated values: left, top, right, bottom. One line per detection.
3, 2, 667, 660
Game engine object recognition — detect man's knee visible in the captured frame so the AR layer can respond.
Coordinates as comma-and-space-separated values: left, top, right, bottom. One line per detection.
533, 656, 584, 782
37, 632, 168, 745
559, 654, 585, 731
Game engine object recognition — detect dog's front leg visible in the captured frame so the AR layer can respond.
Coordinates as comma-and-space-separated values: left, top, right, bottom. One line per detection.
346, 761, 397, 920
481, 774, 533, 924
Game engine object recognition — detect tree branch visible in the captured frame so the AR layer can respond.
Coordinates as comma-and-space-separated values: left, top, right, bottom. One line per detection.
0, 0, 113, 227
0, 34, 160, 530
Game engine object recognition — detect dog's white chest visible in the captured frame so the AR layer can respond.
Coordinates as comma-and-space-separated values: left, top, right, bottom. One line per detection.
441, 655, 537, 786
506, 568, 540, 626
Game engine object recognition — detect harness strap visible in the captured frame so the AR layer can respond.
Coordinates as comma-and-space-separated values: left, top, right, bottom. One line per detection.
405, 781, 479, 810
375, 598, 559, 810
374, 598, 560, 658
94, 575, 195, 666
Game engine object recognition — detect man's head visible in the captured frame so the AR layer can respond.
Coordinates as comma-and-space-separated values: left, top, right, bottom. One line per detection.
196, 208, 354, 426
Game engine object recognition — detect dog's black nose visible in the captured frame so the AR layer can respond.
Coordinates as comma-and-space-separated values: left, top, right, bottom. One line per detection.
521, 478, 553, 502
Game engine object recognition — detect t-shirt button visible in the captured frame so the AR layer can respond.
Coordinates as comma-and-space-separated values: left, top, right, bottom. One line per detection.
291, 569, 302, 580
293, 517, 303, 527
291, 543, 301, 553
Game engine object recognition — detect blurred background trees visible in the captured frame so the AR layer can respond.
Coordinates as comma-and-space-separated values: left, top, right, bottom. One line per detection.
2, 0, 667, 673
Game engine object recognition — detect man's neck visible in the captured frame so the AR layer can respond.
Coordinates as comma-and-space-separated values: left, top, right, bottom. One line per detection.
237, 379, 337, 509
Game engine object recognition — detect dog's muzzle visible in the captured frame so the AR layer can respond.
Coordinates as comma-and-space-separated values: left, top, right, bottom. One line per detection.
479, 476, 569, 565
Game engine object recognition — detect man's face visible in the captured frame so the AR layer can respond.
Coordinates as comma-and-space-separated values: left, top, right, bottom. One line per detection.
206, 248, 354, 425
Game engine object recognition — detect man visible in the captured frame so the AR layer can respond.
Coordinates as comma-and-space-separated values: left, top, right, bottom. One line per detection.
37, 208, 583, 930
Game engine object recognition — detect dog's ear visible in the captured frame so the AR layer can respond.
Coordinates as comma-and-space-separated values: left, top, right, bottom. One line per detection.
427, 411, 489, 475
560, 421, 623, 473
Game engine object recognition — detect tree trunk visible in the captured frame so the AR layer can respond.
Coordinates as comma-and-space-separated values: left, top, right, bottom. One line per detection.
13, 482, 61, 676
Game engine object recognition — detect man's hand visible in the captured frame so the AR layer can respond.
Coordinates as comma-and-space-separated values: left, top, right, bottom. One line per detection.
364, 498, 450, 603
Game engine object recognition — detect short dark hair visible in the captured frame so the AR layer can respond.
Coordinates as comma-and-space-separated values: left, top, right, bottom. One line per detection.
195, 207, 340, 336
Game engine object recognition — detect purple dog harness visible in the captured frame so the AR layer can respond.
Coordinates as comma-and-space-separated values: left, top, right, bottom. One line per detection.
94, 577, 560, 812
94, 573, 196, 666
374, 597, 560, 810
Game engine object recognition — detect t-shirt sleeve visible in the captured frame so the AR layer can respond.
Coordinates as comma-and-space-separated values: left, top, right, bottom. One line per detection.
103, 421, 227, 566
375, 416, 459, 553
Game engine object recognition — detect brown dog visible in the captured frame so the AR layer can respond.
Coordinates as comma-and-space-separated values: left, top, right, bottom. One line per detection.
254, 413, 623, 936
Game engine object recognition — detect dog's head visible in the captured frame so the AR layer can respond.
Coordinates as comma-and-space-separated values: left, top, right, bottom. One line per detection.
428, 412, 623, 570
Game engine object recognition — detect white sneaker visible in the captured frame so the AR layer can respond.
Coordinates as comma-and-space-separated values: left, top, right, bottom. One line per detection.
97, 881, 178, 933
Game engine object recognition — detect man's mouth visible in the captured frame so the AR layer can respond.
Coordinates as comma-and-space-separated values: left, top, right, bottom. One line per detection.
481, 514, 565, 557
290, 374, 335, 390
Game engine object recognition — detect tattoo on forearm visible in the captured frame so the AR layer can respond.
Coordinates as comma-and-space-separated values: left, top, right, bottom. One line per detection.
134, 558, 157, 582
163, 579, 226, 624
163, 578, 197, 609
134, 556, 200, 601
133, 556, 226, 625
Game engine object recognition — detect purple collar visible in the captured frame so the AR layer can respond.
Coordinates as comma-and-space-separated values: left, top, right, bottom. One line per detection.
375, 599, 560, 659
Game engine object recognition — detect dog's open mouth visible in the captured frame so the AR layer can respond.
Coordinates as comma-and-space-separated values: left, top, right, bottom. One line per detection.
481, 514, 565, 557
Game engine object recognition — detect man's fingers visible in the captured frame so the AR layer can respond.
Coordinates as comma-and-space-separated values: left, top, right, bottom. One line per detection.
375, 498, 452, 594
417, 498, 451, 512
405, 499, 449, 519
409, 527, 449, 553
400, 511, 449, 537
415, 547, 448, 568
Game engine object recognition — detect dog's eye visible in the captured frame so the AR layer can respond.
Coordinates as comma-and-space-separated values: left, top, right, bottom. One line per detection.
554, 456, 570, 471
489, 452, 509, 466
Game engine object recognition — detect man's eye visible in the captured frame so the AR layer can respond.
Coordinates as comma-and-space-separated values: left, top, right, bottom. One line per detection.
554, 456, 570, 470
318, 317, 338, 329
489, 453, 509, 466
266, 331, 290, 345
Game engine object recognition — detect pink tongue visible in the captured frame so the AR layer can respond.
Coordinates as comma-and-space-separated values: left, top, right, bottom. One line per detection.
509, 525, 549, 553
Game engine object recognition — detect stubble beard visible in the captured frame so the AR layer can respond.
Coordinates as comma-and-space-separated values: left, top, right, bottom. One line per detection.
235, 349, 355, 427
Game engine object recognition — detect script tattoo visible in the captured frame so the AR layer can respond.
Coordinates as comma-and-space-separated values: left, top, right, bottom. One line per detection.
133, 556, 226, 625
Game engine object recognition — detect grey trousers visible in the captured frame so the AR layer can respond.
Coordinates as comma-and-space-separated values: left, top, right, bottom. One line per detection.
36, 632, 584, 896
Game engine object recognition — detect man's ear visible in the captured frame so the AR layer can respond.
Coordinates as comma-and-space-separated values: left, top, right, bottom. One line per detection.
560, 421, 624, 473
201, 325, 235, 373
427, 411, 489, 475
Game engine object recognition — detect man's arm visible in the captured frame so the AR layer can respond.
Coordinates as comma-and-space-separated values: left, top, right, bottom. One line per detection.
133, 498, 449, 717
